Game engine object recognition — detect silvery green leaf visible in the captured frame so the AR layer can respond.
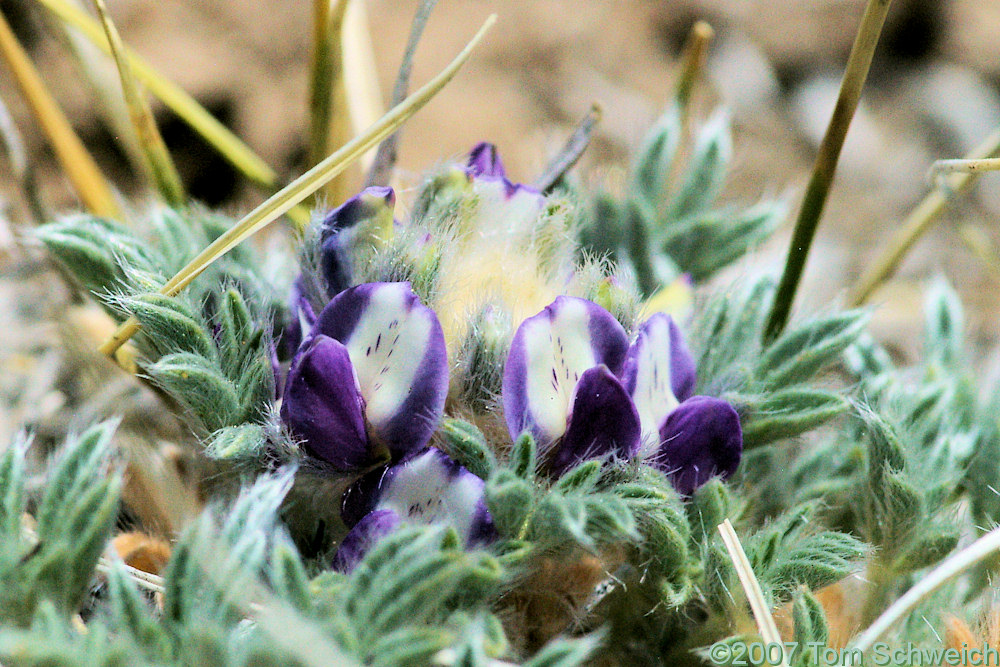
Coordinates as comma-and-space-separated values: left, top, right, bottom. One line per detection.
438, 419, 496, 480
106, 564, 172, 661
633, 105, 682, 204
891, 525, 959, 573
868, 472, 923, 548
661, 198, 787, 281
236, 353, 275, 422
758, 311, 869, 389
579, 194, 624, 262
583, 495, 637, 542
858, 408, 906, 481
843, 333, 894, 380
523, 633, 602, 667
532, 493, 593, 549
627, 201, 684, 296
666, 109, 732, 221
146, 353, 241, 431
0, 434, 28, 539
792, 587, 829, 650
370, 626, 453, 667
36, 215, 160, 296
35, 421, 116, 536
768, 532, 866, 596
554, 460, 602, 493
269, 537, 312, 613
923, 277, 964, 368
686, 479, 733, 542
739, 388, 850, 449
640, 510, 692, 583
125, 293, 216, 360
484, 471, 534, 537
218, 288, 255, 375
510, 432, 537, 481
205, 425, 267, 461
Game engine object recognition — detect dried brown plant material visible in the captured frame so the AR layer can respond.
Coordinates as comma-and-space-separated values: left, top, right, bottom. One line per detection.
112, 531, 171, 575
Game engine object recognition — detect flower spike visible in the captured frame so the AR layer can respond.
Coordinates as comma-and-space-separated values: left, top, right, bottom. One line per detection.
622, 313, 696, 455
467, 141, 506, 179
319, 186, 396, 297
281, 335, 370, 469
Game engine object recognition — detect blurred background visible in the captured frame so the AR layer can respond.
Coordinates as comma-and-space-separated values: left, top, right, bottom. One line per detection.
2, 0, 1000, 441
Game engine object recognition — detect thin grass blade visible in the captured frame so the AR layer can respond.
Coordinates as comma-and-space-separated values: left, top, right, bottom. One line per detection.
365, 0, 439, 187
0, 10, 120, 218
33, 0, 309, 227
91, 0, 185, 207
98, 14, 497, 356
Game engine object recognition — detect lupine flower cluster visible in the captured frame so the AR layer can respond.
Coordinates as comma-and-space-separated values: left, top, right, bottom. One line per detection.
279, 144, 743, 568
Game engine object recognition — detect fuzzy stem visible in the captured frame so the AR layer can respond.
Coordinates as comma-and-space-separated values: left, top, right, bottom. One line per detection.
853, 526, 1000, 652
858, 556, 897, 630
0, 10, 120, 219
98, 15, 497, 358
849, 128, 1000, 305
763, 0, 893, 343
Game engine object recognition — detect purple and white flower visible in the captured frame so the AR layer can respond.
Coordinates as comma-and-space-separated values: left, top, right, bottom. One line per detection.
502, 296, 641, 476
335, 448, 495, 571
622, 313, 742, 494
318, 186, 395, 298
464, 142, 545, 233
280, 282, 448, 470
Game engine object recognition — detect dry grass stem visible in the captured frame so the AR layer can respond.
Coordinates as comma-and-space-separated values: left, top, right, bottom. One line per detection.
97, 14, 497, 357
91, 0, 185, 207
718, 519, 788, 666
0, 10, 120, 218
852, 526, 1000, 652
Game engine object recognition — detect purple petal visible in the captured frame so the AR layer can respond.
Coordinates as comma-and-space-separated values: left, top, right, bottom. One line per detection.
321, 186, 395, 231
316, 283, 448, 459
549, 365, 641, 477
280, 335, 372, 470
319, 233, 352, 299
319, 187, 395, 297
466, 142, 542, 202
333, 509, 401, 572
650, 396, 742, 496
622, 314, 697, 454
341, 448, 494, 544
503, 297, 629, 445
467, 142, 506, 179
282, 277, 317, 358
